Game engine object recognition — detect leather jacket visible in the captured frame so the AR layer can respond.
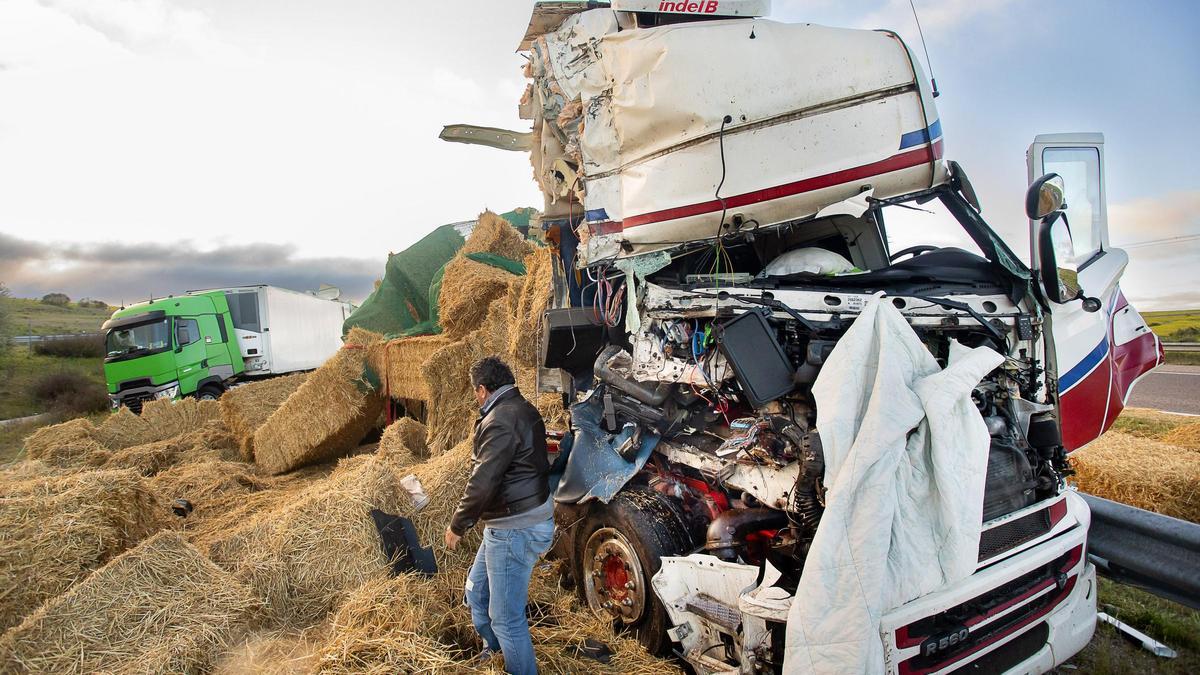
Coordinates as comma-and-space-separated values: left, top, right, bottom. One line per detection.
449, 387, 549, 536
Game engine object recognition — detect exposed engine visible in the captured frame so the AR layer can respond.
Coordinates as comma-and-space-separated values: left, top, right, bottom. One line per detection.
549, 280, 1070, 598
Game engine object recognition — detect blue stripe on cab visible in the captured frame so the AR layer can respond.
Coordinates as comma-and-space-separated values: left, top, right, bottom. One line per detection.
898, 119, 943, 150
1059, 337, 1109, 393
585, 208, 609, 222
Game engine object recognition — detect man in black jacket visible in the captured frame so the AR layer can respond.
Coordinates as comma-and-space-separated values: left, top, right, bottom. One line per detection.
445, 356, 554, 675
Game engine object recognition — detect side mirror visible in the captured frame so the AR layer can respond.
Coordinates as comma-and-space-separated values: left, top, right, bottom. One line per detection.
1025, 173, 1065, 220
1037, 213, 1100, 311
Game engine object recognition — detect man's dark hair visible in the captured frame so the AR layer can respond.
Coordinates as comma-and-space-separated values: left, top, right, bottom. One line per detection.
470, 356, 516, 392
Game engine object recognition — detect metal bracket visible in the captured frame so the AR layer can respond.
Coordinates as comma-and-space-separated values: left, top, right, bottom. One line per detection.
1097, 612, 1178, 659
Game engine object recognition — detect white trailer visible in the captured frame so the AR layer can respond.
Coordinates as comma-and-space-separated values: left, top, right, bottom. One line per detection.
195, 285, 355, 376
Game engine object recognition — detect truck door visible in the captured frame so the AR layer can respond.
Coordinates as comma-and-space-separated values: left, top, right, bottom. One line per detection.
1027, 133, 1163, 450
174, 316, 208, 396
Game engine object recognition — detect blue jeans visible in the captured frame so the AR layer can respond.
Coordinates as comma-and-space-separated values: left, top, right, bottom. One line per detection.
465, 519, 555, 675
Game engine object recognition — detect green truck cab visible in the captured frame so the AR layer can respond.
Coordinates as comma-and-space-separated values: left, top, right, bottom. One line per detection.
102, 292, 244, 412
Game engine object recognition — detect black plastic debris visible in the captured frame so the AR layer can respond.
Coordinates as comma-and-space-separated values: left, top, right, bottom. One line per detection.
564, 638, 614, 664
171, 499, 194, 518
371, 508, 437, 577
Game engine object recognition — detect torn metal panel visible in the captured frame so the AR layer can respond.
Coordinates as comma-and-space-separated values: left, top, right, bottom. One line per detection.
516, 1, 603, 51
439, 125, 533, 151
554, 390, 660, 504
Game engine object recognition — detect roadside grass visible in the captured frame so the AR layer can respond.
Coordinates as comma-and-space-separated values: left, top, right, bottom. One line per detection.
1145, 309, 1200, 343
0, 296, 112, 336
1111, 407, 1192, 439
0, 350, 106, 420
1068, 579, 1200, 674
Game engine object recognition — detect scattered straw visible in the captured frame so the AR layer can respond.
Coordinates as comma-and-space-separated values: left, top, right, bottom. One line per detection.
0, 531, 260, 674
221, 373, 309, 461
214, 628, 323, 675
1161, 422, 1200, 452
207, 455, 406, 627
0, 468, 169, 631
312, 561, 676, 674
1072, 431, 1200, 522
254, 328, 385, 475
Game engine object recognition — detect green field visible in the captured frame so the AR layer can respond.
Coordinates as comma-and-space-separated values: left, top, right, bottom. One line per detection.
1144, 309, 1200, 343
0, 296, 113, 336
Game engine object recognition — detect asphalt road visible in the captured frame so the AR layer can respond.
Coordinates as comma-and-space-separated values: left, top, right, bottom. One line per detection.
1128, 364, 1200, 415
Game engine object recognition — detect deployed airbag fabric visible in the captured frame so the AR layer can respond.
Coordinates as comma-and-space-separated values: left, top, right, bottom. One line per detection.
784, 296, 1003, 673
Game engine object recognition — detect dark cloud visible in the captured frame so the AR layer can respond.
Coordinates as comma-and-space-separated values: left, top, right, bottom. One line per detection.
0, 232, 379, 305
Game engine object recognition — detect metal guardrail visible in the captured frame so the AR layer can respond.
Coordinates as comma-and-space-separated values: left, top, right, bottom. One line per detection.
1163, 342, 1200, 352
8, 333, 102, 345
1080, 492, 1200, 610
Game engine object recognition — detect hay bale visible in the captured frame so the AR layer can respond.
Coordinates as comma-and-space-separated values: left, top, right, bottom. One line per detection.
95, 398, 224, 450
151, 459, 272, 538
368, 335, 452, 402
254, 329, 386, 475
221, 373, 309, 461
0, 531, 259, 674
1072, 431, 1200, 522
463, 210, 534, 262
98, 420, 239, 475
377, 417, 429, 468
1161, 421, 1200, 452
509, 245, 556, 368
207, 455, 406, 627
437, 253, 520, 340
423, 297, 516, 454
0, 468, 169, 631
21, 417, 105, 467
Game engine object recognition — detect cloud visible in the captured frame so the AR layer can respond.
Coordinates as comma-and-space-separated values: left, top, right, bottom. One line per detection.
1109, 189, 1200, 246
0, 232, 380, 305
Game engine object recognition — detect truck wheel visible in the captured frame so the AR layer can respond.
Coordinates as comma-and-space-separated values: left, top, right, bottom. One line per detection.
197, 384, 224, 401
574, 487, 693, 655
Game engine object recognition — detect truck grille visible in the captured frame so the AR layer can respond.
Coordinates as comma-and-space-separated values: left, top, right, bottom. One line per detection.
947, 622, 1048, 674
122, 393, 153, 414
895, 544, 1081, 675
977, 499, 1066, 563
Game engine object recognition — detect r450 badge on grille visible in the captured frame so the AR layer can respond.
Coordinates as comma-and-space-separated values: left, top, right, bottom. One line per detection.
921, 626, 970, 657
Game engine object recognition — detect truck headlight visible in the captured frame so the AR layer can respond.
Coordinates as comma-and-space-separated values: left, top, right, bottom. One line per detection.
154, 384, 180, 400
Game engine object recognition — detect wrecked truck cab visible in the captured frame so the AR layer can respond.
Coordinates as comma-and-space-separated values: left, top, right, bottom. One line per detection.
468, 1, 1162, 673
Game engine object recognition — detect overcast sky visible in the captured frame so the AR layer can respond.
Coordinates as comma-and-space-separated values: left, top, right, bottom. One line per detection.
0, 0, 1197, 309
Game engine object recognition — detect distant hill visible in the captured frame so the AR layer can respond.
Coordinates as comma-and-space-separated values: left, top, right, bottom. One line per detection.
1, 297, 113, 336
1144, 309, 1200, 343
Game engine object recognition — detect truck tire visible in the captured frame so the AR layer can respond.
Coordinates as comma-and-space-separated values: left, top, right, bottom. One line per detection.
197, 384, 224, 401
573, 487, 693, 655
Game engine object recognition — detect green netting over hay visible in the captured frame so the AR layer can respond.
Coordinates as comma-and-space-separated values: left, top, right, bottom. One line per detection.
341, 223, 467, 338
343, 210, 536, 339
